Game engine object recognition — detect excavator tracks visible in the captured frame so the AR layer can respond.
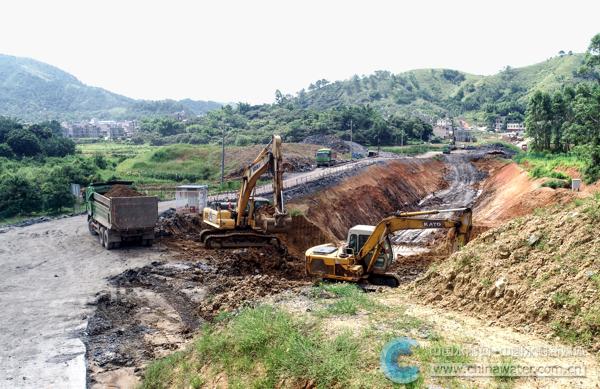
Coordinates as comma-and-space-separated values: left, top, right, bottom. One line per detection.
367, 273, 401, 288
200, 229, 282, 249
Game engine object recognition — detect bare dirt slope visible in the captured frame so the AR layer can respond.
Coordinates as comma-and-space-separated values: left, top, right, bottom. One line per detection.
412, 195, 600, 353
0, 215, 169, 388
289, 158, 449, 240
473, 158, 589, 227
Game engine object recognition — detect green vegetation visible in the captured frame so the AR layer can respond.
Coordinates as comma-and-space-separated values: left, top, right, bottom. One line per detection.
382, 144, 444, 156
491, 356, 517, 387
142, 305, 363, 388
311, 282, 379, 317
0, 117, 86, 219
524, 33, 600, 183
136, 104, 434, 148
141, 284, 481, 388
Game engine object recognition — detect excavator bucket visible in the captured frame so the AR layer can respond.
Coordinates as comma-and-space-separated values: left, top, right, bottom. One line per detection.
263, 213, 291, 233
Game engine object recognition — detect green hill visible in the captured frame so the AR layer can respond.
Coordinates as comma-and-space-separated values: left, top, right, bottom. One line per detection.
0, 54, 221, 121
295, 54, 585, 123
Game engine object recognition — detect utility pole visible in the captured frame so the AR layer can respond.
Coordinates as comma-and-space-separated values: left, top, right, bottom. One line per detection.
349, 119, 353, 161
220, 126, 225, 188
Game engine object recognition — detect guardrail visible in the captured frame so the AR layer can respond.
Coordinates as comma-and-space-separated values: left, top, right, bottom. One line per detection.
140, 158, 383, 203
209, 158, 381, 202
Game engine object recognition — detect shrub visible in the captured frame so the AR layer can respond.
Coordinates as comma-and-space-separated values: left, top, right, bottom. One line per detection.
542, 179, 570, 189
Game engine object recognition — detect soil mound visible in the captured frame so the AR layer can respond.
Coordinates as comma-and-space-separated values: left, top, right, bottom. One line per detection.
105, 184, 143, 198
411, 195, 600, 351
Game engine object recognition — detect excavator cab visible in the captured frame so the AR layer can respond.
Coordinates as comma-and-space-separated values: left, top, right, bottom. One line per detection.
346, 225, 394, 273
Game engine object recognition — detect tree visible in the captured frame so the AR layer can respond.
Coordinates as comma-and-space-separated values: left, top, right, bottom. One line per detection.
0, 117, 22, 143
0, 174, 42, 217
6, 129, 42, 157
525, 91, 552, 151
41, 172, 74, 212
0, 143, 15, 159
43, 137, 76, 157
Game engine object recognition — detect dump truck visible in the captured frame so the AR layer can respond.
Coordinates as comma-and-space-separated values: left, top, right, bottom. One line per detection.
315, 148, 337, 167
85, 181, 158, 249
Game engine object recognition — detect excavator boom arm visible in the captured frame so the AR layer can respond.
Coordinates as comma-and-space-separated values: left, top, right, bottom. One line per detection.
358, 208, 472, 273
235, 135, 286, 227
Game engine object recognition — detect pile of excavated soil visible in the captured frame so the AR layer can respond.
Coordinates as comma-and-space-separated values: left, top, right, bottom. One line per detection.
104, 184, 143, 198
155, 209, 203, 238
411, 196, 600, 351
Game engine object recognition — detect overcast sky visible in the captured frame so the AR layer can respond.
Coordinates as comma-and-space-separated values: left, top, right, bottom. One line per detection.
1, 0, 598, 104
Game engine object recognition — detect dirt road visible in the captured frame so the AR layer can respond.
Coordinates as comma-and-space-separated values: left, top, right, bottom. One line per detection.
393, 153, 484, 246
0, 216, 168, 388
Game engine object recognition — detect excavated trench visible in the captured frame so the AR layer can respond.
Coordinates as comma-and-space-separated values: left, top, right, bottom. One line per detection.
85, 149, 512, 386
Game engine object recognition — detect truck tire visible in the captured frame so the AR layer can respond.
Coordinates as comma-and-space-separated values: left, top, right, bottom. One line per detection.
99, 227, 105, 247
103, 229, 112, 250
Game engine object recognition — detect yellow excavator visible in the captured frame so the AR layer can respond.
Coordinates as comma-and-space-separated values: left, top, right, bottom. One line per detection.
305, 208, 472, 287
200, 134, 290, 248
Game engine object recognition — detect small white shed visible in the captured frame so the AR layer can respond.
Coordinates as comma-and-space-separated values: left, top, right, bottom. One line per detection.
175, 184, 208, 214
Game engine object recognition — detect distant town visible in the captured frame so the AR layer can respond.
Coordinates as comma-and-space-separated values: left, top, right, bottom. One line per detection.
61, 116, 526, 144
61, 119, 139, 140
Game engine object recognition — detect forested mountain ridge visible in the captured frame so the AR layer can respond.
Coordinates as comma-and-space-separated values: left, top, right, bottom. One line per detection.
290, 53, 585, 124
0, 54, 221, 121
0, 52, 584, 125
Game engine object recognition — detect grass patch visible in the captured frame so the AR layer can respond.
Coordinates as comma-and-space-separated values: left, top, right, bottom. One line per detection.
491, 356, 517, 387
551, 291, 580, 310
515, 152, 583, 181
142, 305, 363, 388
311, 282, 380, 317
289, 208, 304, 217
382, 144, 444, 156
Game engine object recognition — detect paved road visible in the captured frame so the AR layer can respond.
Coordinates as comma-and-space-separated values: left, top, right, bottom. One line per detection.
0, 217, 168, 389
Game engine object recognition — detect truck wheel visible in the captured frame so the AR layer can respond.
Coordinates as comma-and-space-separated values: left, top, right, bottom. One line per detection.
99, 227, 105, 246
143, 239, 153, 247
103, 229, 112, 250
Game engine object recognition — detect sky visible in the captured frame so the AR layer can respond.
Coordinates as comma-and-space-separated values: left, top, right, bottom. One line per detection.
1, 0, 599, 104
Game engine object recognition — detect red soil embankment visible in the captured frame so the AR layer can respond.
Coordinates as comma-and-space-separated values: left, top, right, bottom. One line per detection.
289, 159, 448, 242
473, 158, 591, 228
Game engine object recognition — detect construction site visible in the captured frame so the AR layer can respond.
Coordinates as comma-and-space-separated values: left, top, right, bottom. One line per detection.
1, 139, 600, 389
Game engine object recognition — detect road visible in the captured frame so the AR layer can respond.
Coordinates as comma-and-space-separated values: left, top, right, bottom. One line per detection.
0, 217, 169, 388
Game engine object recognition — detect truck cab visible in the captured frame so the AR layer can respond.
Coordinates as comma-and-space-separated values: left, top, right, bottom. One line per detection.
315, 148, 336, 167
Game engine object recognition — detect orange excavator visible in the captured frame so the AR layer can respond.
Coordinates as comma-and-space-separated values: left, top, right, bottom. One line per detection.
200, 134, 290, 248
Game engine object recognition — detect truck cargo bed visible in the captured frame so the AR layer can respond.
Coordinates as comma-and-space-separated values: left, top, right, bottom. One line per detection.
93, 193, 158, 230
